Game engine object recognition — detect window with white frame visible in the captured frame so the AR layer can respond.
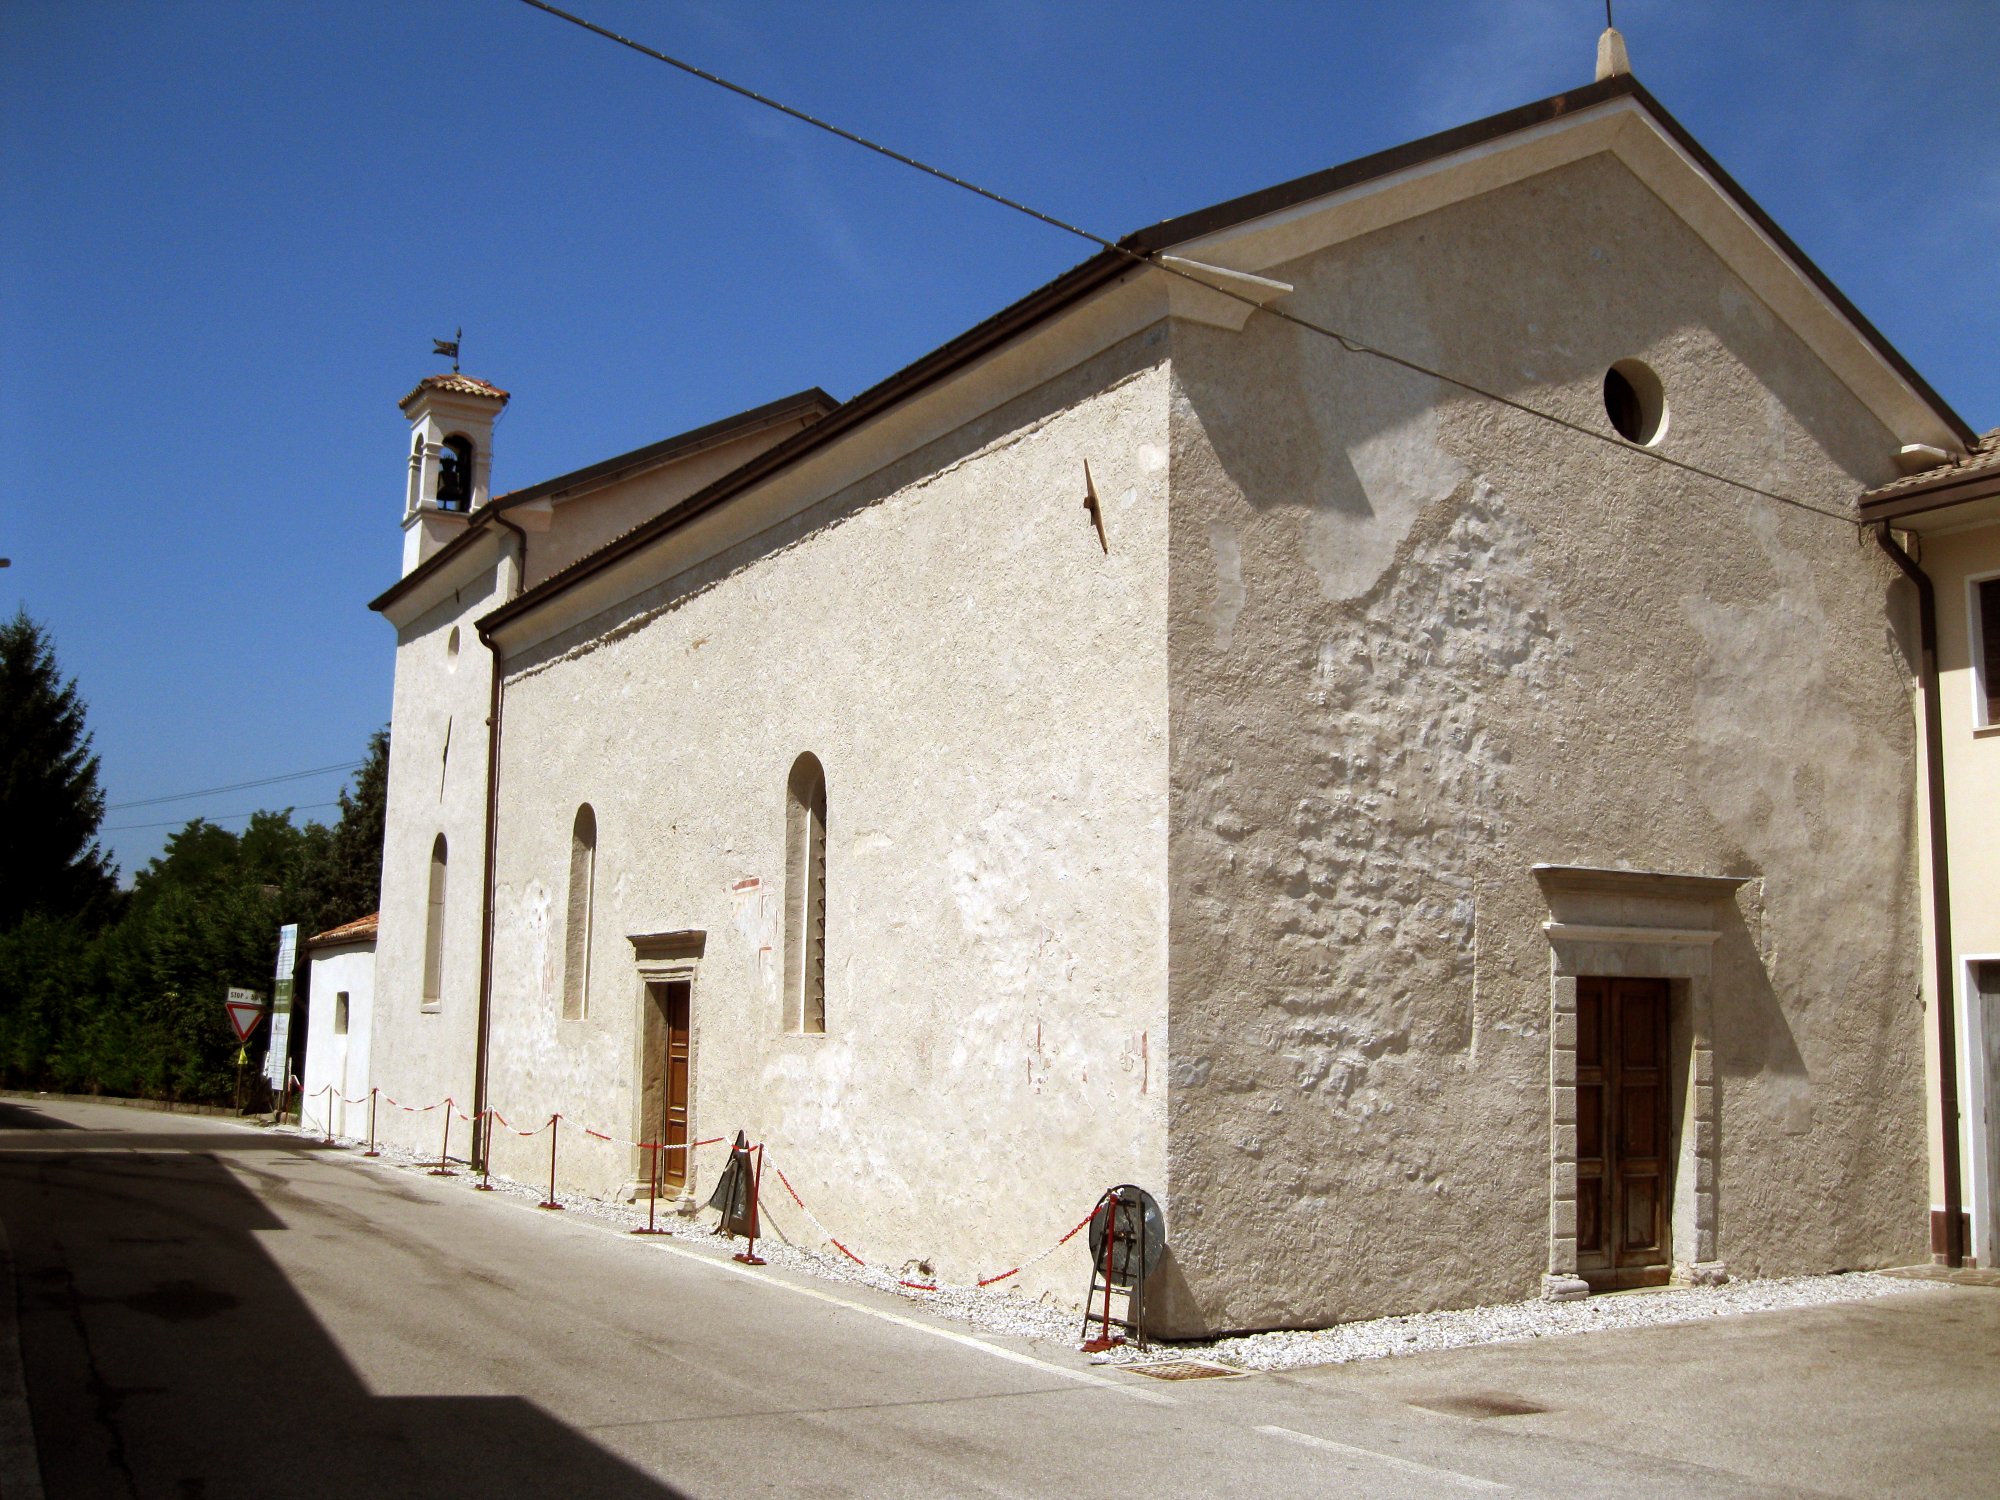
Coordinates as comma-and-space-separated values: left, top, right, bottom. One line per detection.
1973, 572, 2000, 729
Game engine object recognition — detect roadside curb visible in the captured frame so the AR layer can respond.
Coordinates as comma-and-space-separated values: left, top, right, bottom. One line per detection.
0, 1090, 241, 1121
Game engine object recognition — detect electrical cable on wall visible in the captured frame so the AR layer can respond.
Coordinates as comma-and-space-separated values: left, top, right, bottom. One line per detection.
514, 0, 1862, 528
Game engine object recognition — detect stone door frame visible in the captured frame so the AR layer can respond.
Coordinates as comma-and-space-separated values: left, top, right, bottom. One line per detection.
1533, 865, 1746, 1300
628, 929, 706, 1204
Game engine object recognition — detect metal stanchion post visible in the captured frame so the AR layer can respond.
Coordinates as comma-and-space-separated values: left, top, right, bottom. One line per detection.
538, 1116, 564, 1210
475, 1111, 496, 1191
322, 1085, 336, 1145
364, 1087, 379, 1157
430, 1100, 456, 1176
632, 1142, 667, 1236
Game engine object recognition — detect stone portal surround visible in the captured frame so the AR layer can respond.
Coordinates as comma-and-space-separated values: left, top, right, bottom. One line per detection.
1533, 865, 1744, 1300
627, 929, 706, 1207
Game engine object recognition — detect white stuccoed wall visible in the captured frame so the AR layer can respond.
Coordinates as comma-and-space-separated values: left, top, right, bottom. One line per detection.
303, 941, 375, 1140
372, 567, 511, 1154
479, 347, 1172, 1301
1157, 152, 1927, 1333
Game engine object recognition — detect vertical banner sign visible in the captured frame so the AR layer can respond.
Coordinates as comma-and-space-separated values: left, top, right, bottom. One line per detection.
264, 924, 299, 1089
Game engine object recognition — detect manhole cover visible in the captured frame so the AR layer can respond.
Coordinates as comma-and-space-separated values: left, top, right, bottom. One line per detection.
1127, 1359, 1249, 1381
1410, 1392, 1549, 1418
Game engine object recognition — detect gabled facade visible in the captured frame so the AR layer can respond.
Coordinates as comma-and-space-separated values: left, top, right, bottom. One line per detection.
365, 72, 1974, 1334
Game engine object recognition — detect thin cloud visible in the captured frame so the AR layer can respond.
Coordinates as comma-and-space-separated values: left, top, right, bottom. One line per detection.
1409, 0, 1594, 132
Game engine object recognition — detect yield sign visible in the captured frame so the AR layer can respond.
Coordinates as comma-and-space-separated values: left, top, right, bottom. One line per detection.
224, 990, 266, 1043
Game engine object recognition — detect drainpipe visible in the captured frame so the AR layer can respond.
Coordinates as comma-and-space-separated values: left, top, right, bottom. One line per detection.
1873, 523, 1965, 1267
470, 510, 528, 1169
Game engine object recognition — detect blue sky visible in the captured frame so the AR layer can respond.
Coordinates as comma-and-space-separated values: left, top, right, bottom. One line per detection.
4, 0, 1995, 884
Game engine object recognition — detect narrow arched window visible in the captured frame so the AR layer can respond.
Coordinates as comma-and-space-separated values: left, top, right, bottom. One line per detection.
436, 434, 473, 510
563, 804, 596, 1020
422, 834, 448, 1005
783, 754, 827, 1034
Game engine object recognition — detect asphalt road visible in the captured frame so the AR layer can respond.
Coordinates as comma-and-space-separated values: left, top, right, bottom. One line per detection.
0, 1097, 1992, 1499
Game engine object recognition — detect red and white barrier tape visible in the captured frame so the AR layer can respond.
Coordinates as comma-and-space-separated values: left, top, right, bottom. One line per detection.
305, 1093, 1091, 1294
769, 1158, 869, 1269
974, 1206, 1096, 1288
762, 1153, 1093, 1294
486, 1109, 552, 1138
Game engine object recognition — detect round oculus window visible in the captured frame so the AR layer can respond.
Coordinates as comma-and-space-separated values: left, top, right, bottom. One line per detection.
1604, 359, 1667, 446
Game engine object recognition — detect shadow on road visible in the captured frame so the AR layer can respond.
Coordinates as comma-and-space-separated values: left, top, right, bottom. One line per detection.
0, 1103, 79, 1131
0, 1105, 690, 1499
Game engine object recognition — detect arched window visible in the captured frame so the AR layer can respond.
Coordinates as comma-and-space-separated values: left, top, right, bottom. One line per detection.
783, 754, 827, 1034
422, 834, 448, 1006
436, 434, 473, 510
563, 804, 596, 1020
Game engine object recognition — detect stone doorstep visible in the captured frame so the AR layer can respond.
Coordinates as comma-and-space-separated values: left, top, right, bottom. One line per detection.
619, 1179, 700, 1213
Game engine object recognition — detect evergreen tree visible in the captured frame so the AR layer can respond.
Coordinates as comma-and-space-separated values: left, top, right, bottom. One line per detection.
0, 720, 387, 1103
0, 611, 119, 926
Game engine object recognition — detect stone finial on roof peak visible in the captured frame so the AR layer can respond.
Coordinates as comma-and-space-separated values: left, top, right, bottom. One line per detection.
1596, 26, 1632, 81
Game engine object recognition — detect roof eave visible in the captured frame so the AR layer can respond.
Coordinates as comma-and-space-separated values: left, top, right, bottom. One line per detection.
493, 387, 838, 511
370, 387, 840, 618
477, 73, 1974, 639
1859, 470, 2000, 527
476, 246, 1140, 640
368, 511, 508, 616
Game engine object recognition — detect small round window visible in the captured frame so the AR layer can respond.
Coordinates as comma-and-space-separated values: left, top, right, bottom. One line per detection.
1604, 360, 1667, 446
446, 626, 461, 669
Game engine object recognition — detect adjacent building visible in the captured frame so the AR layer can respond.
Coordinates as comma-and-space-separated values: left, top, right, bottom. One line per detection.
301, 912, 378, 1141
1861, 433, 2000, 1270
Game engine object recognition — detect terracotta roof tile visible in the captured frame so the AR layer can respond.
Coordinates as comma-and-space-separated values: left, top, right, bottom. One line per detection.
398, 373, 510, 411
1862, 428, 2000, 502
306, 912, 379, 948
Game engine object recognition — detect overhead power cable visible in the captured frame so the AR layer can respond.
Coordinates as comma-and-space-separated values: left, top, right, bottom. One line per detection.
514, 0, 1861, 528
107, 761, 364, 811
104, 800, 344, 834
514, 0, 1124, 256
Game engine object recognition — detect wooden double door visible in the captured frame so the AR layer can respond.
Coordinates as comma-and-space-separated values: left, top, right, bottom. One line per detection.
640, 980, 691, 1194
1576, 976, 1673, 1288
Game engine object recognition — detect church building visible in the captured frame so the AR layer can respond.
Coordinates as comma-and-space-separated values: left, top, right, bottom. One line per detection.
361, 62, 1975, 1335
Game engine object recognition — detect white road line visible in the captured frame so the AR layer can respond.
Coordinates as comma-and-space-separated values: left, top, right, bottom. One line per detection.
321, 1138, 1175, 1409
1256, 1425, 1511, 1492
617, 1227, 1176, 1407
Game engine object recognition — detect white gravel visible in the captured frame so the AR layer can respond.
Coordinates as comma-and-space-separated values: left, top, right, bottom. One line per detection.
277, 1122, 1922, 1372
1191, 1271, 1919, 1371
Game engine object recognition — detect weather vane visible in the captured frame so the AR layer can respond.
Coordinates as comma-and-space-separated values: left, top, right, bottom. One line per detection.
432, 327, 462, 373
